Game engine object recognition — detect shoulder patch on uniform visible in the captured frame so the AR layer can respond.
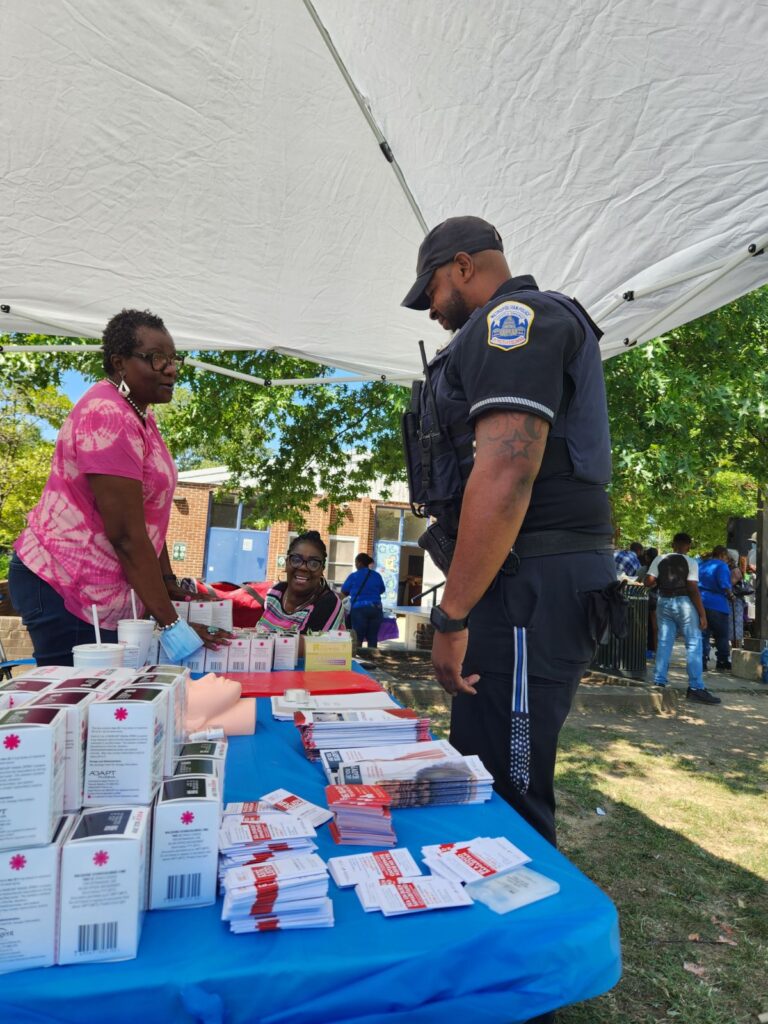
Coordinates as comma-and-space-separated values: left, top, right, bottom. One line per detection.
486, 301, 535, 351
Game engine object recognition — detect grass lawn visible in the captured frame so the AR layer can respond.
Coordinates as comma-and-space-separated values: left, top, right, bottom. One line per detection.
556, 702, 768, 1024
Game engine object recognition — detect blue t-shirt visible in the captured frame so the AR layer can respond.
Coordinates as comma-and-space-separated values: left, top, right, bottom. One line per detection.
342, 568, 386, 608
698, 559, 731, 613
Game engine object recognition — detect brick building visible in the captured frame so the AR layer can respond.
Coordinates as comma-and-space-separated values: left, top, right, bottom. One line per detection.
165, 468, 442, 609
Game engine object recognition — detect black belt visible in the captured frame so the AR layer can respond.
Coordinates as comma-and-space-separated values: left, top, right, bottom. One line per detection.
513, 530, 614, 559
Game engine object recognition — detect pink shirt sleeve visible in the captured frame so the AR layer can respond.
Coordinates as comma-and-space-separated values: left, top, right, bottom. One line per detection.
74, 398, 145, 481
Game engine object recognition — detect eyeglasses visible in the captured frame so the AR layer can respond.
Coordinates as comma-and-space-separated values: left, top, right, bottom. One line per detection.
131, 351, 185, 372
287, 553, 324, 571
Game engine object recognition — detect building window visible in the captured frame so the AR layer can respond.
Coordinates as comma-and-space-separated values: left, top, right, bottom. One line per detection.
327, 536, 356, 586
375, 507, 401, 541
210, 494, 239, 529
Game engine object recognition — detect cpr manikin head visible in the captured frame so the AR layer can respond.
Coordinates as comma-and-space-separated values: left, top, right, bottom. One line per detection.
185, 674, 256, 736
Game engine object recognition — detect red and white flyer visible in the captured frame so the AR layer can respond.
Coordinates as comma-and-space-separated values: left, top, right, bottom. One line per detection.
327, 847, 421, 888
422, 837, 531, 883
356, 876, 473, 916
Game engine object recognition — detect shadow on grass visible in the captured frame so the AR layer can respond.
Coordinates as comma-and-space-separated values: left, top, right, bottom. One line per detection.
564, 695, 768, 798
554, 768, 768, 1024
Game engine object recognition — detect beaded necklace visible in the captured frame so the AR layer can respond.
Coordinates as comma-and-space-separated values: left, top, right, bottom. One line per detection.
108, 378, 148, 422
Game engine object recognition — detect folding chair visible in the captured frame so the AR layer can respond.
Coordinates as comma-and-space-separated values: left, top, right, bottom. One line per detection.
0, 636, 35, 682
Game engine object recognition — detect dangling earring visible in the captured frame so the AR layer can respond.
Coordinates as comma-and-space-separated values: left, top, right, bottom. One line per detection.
118, 374, 131, 397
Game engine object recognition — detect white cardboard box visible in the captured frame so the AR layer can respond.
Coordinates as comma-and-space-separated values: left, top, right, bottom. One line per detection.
132, 670, 188, 777
150, 775, 221, 909
0, 678, 53, 710
182, 647, 207, 674
172, 757, 224, 790
171, 600, 190, 622
210, 599, 233, 631
272, 633, 298, 671
248, 634, 274, 672
203, 646, 229, 675
48, 675, 119, 694
0, 814, 76, 974
188, 601, 213, 627
58, 806, 150, 964
226, 637, 251, 673
84, 687, 169, 806
0, 705, 66, 850
29, 690, 99, 813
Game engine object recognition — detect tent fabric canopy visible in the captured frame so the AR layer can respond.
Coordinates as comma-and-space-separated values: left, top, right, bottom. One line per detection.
1, 0, 766, 380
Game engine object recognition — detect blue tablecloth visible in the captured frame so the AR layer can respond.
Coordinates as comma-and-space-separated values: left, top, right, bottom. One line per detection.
2, 695, 621, 1024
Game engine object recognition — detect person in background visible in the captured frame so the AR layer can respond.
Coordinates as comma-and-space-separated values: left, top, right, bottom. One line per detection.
614, 541, 644, 577
727, 551, 749, 649
342, 554, 386, 649
644, 532, 721, 704
637, 546, 659, 658
699, 545, 733, 671
9, 309, 220, 666
261, 531, 345, 653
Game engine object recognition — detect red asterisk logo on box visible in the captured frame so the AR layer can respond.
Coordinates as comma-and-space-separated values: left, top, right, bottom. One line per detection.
10, 854, 26, 871
93, 850, 109, 867
181, 811, 195, 825
114, 707, 128, 721
3, 734, 20, 751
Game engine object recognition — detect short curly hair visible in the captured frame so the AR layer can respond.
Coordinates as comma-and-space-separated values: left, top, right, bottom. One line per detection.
102, 308, 167, 375
287, 530, 327, 562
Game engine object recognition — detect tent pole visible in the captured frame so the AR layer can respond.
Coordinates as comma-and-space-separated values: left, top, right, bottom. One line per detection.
621, 234, 767, 346
301, 0, 429, 236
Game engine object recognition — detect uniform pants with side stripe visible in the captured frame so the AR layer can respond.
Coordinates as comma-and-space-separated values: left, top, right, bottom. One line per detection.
452, 547, 616, 847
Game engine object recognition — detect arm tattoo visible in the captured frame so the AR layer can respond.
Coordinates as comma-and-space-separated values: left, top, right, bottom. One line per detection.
476, 412, 547, 462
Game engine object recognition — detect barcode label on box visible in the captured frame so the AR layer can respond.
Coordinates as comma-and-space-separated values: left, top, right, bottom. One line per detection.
166, 872, 202, 901
77, 922, 118, 953
229, 658, 248, 672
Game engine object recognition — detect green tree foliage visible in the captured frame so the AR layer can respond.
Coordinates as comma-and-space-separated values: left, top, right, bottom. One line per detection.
0, 384, 72, 551
156, 351, 408, 527
604, 285, 768, 548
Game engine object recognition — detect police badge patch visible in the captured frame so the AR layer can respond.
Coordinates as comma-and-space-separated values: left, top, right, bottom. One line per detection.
486, 301, 535, 351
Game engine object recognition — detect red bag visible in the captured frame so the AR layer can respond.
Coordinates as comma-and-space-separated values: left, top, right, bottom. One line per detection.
192, 580, 271, 628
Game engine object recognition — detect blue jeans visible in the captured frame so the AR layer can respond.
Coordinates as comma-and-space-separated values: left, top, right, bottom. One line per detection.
701, 607, 731, 668
8, 554, 118, 666
654, 595, 703, 689
350, 603, 383, 648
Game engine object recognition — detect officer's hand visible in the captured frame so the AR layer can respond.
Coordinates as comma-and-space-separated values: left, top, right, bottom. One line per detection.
431, 630, 480, 696
699, 614, 707, 630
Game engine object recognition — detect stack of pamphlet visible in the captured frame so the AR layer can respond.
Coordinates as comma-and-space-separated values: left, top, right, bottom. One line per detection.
327, 847, 422, 888
356, 876, 473, 916
219, 814, 318, 872
319, 740, 494, 807
319, 739, 463, 784
271, 690, 399, 721
259, 789, 333, 828
422, 837, 531, 882
295, 709, 431, 761
325, 784, 396, 846
221, 853, 333, 931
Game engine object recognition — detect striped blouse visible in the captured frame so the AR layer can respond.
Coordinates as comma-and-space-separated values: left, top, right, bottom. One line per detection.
260, 581, 345, 634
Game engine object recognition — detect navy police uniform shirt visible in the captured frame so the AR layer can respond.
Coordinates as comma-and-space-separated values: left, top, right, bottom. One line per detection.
444, 275, 612, 534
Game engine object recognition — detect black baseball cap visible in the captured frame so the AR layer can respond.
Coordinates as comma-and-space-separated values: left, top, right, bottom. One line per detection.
401, 215, 504, 310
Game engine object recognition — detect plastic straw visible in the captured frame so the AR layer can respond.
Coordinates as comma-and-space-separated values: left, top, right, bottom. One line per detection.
91, 604, 101, 645
131, 589, 138, 619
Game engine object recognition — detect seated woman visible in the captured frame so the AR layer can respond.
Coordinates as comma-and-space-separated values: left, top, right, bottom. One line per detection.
9, 308, 222, 666
261, 531, 345, 651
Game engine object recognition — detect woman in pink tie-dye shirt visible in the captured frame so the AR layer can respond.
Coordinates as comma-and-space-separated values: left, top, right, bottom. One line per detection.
10, 309, 224, 665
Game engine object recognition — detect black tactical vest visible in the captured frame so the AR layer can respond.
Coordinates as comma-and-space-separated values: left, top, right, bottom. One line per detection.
402, 285, 611, 537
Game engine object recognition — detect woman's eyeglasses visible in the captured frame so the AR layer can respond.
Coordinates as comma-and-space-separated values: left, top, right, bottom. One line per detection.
287, 553, 324, 571
131, 351, 185, 372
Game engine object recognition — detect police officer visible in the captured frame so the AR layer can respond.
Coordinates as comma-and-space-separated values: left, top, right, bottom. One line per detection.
402, 216, 616, 848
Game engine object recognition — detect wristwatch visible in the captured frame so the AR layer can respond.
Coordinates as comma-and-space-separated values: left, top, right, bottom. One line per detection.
430, 605, 469, 633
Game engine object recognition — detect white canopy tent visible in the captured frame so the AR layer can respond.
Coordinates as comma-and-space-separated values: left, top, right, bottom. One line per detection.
1, 0, 766, 385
